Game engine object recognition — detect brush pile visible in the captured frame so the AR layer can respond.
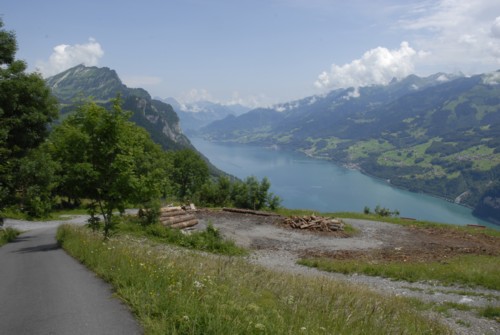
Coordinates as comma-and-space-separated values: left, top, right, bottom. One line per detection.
159, 205, 198, 229
280, 215, 344, 232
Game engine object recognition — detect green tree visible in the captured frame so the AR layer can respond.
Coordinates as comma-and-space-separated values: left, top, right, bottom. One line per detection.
198, 176, 232, 207
49, 99, 171, 237
171, 149, 209, 200
0, 19, 59, 217
17, 145, 59, 217
232, 176, 281, 210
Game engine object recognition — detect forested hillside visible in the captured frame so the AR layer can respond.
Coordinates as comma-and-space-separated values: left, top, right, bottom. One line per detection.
201, 72, 500, 224
46, 65, 192, 151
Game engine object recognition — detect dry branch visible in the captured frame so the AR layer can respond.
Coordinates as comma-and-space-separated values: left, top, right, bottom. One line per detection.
280, 215, 344, 233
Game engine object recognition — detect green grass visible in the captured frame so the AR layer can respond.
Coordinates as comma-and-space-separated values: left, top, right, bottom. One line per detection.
0, 227, 20, 246
479, 305, 500, 322
2, 207, 88, 221
56, 224, 451, 334
114, 217, 247, 256
298, 254, 500, 290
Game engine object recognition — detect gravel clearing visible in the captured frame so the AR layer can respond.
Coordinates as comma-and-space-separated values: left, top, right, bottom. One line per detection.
194, 209, 500, 335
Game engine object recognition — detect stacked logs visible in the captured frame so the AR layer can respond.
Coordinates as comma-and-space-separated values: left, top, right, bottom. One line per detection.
281, 215, 344, 232
159, 206, 198, 229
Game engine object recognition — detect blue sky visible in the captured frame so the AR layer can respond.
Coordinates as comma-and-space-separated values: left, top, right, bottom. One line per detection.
3, 0, 500, 107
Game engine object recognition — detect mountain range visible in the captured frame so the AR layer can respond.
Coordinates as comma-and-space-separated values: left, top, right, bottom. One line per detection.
45, 64, 225, 176
200, 71, 500, 224
159, 97, 251, 134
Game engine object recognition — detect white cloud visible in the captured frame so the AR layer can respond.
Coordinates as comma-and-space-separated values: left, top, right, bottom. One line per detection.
36, 38, 104, 77
492, 16, 500, 38
315, 41, 425, 91
482, 71, 500, 85
398, 0, 500, 72
180, 89, 214, 104
178, 89, 269, 109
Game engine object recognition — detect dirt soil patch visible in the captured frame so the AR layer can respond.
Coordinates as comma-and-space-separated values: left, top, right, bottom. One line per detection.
195, 208, 500, 263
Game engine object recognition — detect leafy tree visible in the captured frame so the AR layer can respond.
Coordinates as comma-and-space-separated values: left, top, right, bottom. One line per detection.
197, 176, 232, 207
17, 145, 59, 217
170, 149, 209, 200
232, 176, 281, 210
0, 19, 59, 217
49, 99, 171, 237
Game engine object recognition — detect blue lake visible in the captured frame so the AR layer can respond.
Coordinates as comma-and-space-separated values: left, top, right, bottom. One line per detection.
190, 137, 497, 229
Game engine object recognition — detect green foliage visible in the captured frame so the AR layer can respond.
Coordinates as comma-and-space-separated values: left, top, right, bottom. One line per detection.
0, 19, 59, 217
170, 149, 209, 200
198, 176, 282, 210
116, 216, 246, 256
0, 227, 20, 246
362, 205, 400, 217
16, 146, 59, 218
478, 306, 500, 322
49, 98, 171, 238
57, 224, 450, 334
137, 199, 161, 226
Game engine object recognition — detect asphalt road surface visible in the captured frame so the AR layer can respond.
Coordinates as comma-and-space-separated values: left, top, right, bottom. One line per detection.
0, 226, 142, 335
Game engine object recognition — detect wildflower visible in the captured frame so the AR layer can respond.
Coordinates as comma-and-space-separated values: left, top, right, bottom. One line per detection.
285, 294, 295, 305
193, 280, 205, 289
254, 323, 265, 330
301, 326, 307, 331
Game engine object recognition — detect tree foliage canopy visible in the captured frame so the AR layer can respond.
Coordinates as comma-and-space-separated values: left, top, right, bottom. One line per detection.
49, 99, 171, 236
0, 19, 58, 215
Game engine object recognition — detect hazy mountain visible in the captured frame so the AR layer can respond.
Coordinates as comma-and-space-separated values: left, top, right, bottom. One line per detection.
47, 65, 193, 151
200, 71, 500, 224
45, 65, 230, 178
158, 97, 251, 133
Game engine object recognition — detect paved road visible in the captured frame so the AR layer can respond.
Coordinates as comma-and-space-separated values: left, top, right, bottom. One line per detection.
0, 226, 142, 335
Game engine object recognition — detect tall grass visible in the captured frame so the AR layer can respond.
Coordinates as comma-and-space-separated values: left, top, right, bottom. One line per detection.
0, 227, 20, 246
115, 218, 246, 256
299, 254, 500, 290
57, 224, 450, 334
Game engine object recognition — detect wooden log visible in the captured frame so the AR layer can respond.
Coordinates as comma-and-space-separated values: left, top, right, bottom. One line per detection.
222, 207, 280, 217
171, 219, 198, 229
160, 214, 196, 226
160, 206, 183, 213
160, 210, 186, 219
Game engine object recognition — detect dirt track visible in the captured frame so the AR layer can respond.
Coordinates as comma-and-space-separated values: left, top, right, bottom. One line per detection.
194, 209, 500, 335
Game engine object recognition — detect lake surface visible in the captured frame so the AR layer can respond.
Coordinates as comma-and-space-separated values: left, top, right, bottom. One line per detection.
191, 137, 497, 229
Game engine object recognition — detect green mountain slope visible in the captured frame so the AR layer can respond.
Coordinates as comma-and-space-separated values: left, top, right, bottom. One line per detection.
200, 72, 500, 224
47, 64, 190, 150
46, 65, 225, 176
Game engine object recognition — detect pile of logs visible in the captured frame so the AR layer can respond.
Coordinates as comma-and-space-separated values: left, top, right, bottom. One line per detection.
159, 205, 198, 229
280, 215, 344, 232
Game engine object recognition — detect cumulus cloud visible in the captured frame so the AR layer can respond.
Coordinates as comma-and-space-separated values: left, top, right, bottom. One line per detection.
492, 16, 500, 38
398, 0, 500, 72
36, 38, 104, 77
315, 41, 425, 91
180, 89, 214, 104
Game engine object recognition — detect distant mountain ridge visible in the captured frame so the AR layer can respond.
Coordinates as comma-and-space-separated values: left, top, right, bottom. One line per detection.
200, 71, 500, 224
46, 64, 191, 151
158, 97, 251, 134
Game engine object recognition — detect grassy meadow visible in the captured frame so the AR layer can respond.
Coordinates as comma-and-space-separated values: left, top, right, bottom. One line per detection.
57, 224, 450, 334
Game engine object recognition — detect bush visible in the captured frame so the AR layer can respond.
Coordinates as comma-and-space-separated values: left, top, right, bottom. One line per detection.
0, 227, 20, 246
